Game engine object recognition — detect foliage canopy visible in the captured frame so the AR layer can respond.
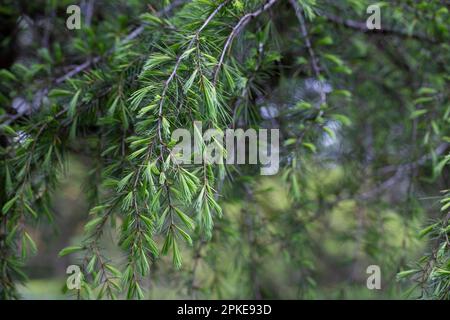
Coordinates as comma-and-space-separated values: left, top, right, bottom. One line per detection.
0, 0, 449, 299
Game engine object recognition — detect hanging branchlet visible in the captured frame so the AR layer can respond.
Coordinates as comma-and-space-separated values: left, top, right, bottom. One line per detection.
2, 0, 447, 300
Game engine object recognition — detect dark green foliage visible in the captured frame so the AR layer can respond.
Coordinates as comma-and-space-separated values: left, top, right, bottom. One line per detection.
0, 0, 449, 299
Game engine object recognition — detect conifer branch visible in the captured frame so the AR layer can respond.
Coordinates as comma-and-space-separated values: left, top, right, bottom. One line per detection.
157, 0, 230, 144
4, 0, 189, 122
213, 0, 279, 85
322, 13, 437, 44
289, 0, 326, 105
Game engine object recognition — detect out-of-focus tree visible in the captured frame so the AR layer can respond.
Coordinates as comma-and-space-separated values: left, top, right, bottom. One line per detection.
0, 0, 449, 299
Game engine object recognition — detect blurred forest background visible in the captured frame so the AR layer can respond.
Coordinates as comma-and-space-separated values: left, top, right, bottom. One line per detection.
0, 0, 449, 299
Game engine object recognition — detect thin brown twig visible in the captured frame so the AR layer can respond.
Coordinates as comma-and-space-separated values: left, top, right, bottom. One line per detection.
322, 13, 437, 44
5, 0, 189, 123
289, 0, 325, 105
212, 0, 279, 85
157, 0, 230, 146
